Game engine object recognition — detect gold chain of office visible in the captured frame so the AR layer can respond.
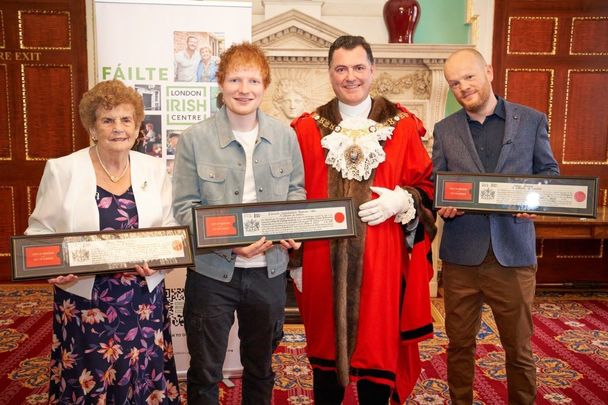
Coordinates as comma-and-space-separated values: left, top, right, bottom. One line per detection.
313, 111, 409, 135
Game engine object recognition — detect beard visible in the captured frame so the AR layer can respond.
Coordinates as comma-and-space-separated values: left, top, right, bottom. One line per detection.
460, 84, 492, 114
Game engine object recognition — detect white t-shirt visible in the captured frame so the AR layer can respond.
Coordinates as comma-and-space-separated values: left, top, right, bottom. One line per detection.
174, 50, 200, 82
233, 126, 267, 268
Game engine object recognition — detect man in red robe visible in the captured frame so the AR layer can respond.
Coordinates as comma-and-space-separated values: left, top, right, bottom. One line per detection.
291, 35, 437, 404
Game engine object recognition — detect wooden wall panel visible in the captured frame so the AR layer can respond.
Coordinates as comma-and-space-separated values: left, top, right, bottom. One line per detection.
556, 239, 603, 258
0, 11, 5, 48
536, 240, 608, 284
563, 70, 608, 164
505, 69, 554, 128
19, 10, 70, 49
0, 65, 10, 159
508, 17, 557, 54
0, 186, 15, 257
570, 17, 608, 54
0, 1, 88, 281
23, 65, 74, 159
494, 0, 608, 285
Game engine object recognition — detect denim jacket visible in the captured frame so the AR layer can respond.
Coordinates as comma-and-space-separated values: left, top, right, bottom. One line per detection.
172, 106, 306, 281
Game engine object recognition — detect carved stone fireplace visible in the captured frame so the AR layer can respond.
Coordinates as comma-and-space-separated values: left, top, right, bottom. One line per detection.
253, 10, 470, 296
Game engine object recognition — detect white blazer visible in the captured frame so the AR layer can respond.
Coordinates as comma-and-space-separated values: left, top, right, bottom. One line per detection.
25, 147, 177, 299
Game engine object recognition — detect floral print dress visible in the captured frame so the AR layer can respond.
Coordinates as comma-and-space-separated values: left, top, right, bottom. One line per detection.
48, 186, 180, 404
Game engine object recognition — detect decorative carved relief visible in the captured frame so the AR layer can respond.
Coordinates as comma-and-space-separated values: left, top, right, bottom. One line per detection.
258, 26, 334, 49
253, 9, 345, 49
262, 68, 331, 121
370, 70, 431, 99
272, 78, 308, 119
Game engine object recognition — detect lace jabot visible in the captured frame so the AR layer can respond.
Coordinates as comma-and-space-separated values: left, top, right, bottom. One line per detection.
315, 114, 405, 181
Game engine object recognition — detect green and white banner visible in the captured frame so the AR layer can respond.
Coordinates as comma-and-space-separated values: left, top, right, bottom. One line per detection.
94, 0, 252, 379
94, 0, 251, 169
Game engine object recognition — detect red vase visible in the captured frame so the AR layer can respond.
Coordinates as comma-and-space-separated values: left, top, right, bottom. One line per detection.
383, 0, 421, 43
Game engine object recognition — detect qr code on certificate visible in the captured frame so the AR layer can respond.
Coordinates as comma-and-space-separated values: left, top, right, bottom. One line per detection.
165, 287, 185, 327
480, 188, 496, 201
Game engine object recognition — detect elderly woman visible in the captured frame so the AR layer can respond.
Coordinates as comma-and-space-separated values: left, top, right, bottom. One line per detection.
26, 80, 180, 403
196, 46, 219, 82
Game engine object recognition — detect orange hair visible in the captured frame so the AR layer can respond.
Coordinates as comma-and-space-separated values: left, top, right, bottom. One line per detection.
216, 42, 271, 88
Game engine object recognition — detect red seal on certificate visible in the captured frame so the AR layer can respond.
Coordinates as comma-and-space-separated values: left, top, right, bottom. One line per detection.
334, 212, 345, 223
172, 239, 183, 252
574, 191, 586, 202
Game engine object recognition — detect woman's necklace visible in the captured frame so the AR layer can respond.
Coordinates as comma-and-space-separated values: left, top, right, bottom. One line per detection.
95, 146, 130, 183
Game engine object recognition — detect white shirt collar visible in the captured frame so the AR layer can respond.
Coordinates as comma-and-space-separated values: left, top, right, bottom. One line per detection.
338, 96, 372, 119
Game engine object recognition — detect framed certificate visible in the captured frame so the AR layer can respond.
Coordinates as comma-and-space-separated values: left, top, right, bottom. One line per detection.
193, 198, 357, 249
11, 226, 194, 281
434, 172, 598, 218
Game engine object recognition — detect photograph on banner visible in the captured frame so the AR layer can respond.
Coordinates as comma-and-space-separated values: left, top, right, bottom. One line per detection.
135, 84, 162, 111
173, 31, 223, 83
95, 0, 251, 173
166, 130, 182, 156
166, 159, 175, 176
135, 114, 163, 157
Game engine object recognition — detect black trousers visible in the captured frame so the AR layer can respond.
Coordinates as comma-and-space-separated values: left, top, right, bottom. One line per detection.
313, 369, 391, 405
184, 268, 286, 405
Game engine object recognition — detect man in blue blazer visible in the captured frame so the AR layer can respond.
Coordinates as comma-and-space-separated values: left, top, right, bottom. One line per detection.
432, 49, 559, 404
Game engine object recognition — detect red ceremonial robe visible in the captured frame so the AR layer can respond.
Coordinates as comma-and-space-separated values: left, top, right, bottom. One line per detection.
291, 97, 435, 403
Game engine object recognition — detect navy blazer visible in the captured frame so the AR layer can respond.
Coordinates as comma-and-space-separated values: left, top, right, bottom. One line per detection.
432, 98, 559, 267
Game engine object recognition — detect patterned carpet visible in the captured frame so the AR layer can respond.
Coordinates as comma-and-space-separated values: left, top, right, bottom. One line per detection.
1, 284, 607, 404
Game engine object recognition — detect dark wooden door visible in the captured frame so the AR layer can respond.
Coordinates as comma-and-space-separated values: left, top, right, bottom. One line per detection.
493, 0, 608, 284
0, 0, 89, 281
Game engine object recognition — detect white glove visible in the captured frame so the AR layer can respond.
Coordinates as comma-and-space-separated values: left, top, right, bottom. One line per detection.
358, 186, 414, 226
290, 267, 303, 292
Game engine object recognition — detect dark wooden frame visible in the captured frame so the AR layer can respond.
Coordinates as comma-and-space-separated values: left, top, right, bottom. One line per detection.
434, 172, 598, 217
193, 198, 357, 250
11, 226, 193, 281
